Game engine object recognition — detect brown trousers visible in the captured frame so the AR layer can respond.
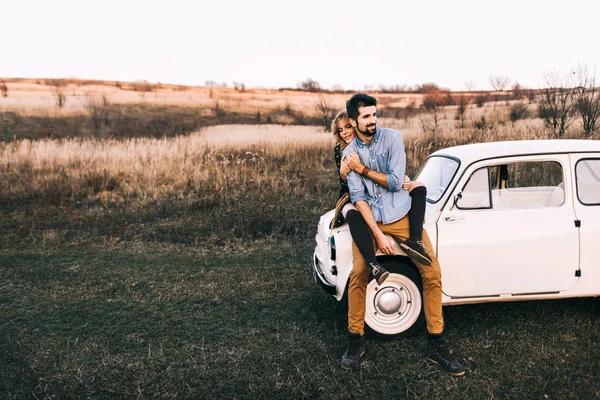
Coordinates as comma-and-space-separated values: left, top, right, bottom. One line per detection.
348, 215, 444, 335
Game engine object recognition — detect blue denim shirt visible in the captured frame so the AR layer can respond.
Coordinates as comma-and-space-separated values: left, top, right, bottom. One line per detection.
343, 127, 411, 224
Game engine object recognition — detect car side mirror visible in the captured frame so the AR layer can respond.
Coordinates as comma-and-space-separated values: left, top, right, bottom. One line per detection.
450, 191, 462, 211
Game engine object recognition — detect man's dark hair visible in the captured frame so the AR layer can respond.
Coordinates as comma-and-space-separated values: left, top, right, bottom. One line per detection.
346, 93, 377, 121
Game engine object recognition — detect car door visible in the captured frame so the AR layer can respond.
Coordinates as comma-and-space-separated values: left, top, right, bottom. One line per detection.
437, 154, 579, 298
570, 154, 600, 292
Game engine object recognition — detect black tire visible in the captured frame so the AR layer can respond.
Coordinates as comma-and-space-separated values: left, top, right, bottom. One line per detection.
365, 258, 425, 338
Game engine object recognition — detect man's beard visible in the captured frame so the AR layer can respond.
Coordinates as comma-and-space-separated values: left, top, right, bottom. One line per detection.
358, 124, 377, 136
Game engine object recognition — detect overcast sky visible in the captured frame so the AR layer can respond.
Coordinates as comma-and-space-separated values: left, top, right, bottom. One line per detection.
2, 0, 599, 91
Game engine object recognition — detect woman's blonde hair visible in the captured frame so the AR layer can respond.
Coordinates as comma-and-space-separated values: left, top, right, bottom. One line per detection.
331, 110, 349, 146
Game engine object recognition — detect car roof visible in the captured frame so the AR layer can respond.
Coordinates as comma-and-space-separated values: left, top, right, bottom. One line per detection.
431, 139, 600, 164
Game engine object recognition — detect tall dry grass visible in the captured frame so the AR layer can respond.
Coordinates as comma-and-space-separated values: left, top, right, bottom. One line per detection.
1, 109, 594, 247
1, 125, 332, 206
0, 125, 335, 246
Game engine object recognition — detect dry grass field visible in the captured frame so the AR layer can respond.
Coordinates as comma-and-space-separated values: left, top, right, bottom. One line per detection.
1, 78, 351, 117
1, 78, 599, 399
0, 77, 507, 121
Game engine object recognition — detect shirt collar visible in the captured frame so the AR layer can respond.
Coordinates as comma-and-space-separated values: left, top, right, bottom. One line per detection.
355, 127, 381, 148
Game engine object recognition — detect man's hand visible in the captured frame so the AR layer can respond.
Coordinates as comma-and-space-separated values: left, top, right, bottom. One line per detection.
375, 232, 396, 255
354, 200, 394, 255
344, 151, 364, 174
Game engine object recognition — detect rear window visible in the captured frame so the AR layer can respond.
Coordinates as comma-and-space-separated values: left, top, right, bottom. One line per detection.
457, 160, 564, 210
576, 159, 600, 205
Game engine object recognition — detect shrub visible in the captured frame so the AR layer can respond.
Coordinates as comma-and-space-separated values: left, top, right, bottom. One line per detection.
455, 96, 470, 128
475, 94, 487, 107
233, 81, 246, 92
509, 102, 529, 123
473, 116, 488, 130
315, 96, 333, 132
51, 85, 67, 108
297, 78, 322, 92
421, 90, 446, 139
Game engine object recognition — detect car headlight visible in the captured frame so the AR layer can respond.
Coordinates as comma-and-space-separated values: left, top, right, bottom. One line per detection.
329, 235, 336, 261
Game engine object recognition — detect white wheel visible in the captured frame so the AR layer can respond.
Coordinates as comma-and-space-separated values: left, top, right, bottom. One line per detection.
365, 261, 424, 337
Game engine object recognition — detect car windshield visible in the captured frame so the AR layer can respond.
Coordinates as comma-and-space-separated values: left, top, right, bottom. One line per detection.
414, 156, 460, 203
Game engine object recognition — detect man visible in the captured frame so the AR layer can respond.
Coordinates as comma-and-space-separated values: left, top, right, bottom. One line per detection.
339, 93, 465, 376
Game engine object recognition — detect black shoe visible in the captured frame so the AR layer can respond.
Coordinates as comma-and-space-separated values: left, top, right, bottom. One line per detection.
340, 333, 365, 369
369, 262, 390, 285
426, 336, 465, 376
400, 237, 432, 265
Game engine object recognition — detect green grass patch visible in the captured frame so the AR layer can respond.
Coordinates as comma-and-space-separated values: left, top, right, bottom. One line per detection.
1, 239, 598, 399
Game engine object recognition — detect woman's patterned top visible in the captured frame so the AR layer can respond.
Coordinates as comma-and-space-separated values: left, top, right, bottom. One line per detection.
332, 142, 350, 228
334, 142, 349, 197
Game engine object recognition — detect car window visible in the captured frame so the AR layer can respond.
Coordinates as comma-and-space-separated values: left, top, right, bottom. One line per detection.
414, 156, 459, 203
503, 161, 563, 189
576, 159, 600, 205
456, 167, 490, 209
457, 160, 564, 210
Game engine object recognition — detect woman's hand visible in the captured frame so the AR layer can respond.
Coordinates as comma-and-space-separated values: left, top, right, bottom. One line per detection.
403, 175, 411, 190
340, 161, 351, 180
344, 151, 364, 174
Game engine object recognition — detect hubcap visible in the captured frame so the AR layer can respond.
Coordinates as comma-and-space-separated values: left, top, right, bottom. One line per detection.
376, 290, 402, 314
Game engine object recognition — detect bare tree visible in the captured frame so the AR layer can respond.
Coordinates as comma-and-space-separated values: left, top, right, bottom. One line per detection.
316, 95, 333, 132
489, 75, 512, 91
454, 95, 470, 128
50, 80, 67, 108
464, 79, 475, 92
415, 82, 441, 93
233, 81, 246, 92
575, 65, 600, 136
379, 83, 408, 93
421, 89, 445, 142
537, 70, 577, 138
84, 95, 110, 131
0, 80, 7, 97
512, 82, 523, 99
298, 78, 322, 92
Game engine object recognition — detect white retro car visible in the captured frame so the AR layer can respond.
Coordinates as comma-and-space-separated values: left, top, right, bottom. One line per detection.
313, 140, 600, 336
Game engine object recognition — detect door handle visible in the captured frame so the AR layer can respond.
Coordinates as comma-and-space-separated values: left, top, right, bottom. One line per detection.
444, 216, 465, 222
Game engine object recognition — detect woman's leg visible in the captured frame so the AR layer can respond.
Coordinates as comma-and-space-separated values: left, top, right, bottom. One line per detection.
407, 182, 427, 241
342, 203, 389, 284
401, 182, 432, 265
342, 204, 378, 265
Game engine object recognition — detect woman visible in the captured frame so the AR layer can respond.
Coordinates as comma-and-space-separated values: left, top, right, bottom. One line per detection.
330, 111, 432, 268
